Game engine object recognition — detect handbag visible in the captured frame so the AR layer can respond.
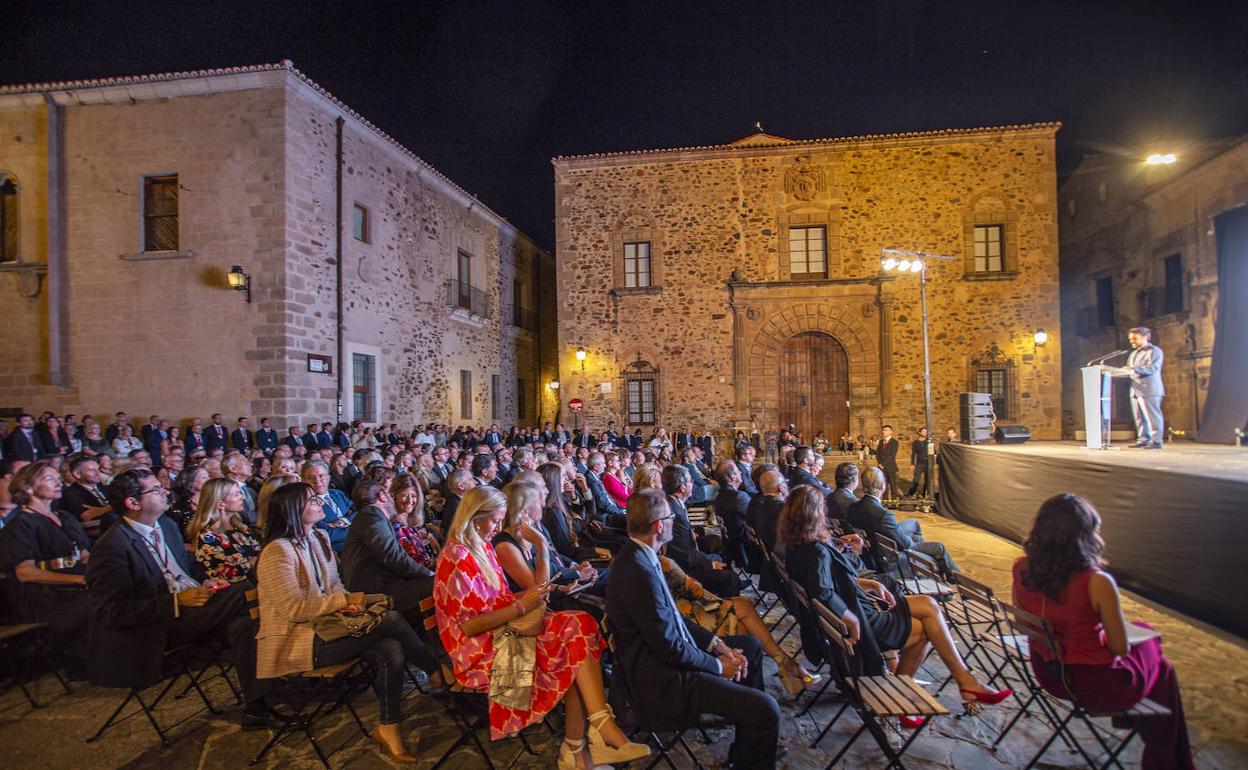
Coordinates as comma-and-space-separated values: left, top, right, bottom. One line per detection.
311, 593, 393, 642
506, 598, 547, 637
489, 597, 545, 710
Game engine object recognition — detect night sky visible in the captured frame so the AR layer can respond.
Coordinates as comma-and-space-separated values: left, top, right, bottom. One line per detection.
7, 0, 1248, 248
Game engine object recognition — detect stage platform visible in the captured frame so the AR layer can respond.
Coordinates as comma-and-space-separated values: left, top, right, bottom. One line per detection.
939, 440, 1248, 638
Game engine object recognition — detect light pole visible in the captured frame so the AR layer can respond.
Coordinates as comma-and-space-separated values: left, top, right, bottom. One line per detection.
880, 248, 958, 487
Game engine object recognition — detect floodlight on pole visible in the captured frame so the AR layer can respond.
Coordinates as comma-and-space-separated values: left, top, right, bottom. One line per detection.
1145, 153, 1177, 166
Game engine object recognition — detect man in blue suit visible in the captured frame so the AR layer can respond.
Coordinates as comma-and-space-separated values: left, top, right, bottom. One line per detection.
606, 488, 780, 769
1125, 326, 1166, 449
301, 460, 353, 552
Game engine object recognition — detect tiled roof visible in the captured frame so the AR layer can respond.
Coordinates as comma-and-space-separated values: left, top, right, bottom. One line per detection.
553, 122, 1062, 163
0, 61, 539, 249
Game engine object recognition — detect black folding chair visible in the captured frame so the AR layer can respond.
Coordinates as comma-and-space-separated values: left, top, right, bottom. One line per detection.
0, 622, 71, 708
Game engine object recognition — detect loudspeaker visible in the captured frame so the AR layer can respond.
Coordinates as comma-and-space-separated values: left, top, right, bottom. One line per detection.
993, 425, 1031, 444
959, 424, 994, 444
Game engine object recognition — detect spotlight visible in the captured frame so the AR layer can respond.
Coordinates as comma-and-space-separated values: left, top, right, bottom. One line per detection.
1034, 328, 1049, 346
910, 260, 924, 272
882, 258, 898, 271
898, 260, 911, 272
1146, 153, 1177, 165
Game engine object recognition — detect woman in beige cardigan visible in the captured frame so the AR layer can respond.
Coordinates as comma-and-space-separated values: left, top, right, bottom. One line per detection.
256, 481, 433, 762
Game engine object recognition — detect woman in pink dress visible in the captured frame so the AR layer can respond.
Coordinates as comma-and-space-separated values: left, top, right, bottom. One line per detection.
434, 485, 649, 770
600, 451, 631, 509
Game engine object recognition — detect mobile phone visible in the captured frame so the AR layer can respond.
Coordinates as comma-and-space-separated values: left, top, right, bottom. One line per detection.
210, 582, 230, 591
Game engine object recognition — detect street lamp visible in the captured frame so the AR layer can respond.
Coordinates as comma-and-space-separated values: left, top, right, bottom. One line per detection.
575, 346, 587, 372
1033, 328, 1049, 350
1145, 153, 1177, 166
227, 265, 252, 303
880, 248, 958, 477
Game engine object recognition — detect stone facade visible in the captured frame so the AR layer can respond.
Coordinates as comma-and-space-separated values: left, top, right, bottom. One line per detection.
0, 62, 555, 429
1058, 138, 1248, 439
552, 126, 1063, 442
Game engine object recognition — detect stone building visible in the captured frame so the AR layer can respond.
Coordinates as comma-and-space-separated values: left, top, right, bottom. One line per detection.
0, 61, 556, 430
1058, 137, 1248, 440
552, 125, 1063, 444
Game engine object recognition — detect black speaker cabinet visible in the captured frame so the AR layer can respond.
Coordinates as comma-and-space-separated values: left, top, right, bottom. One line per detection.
993, 425, 1032, 444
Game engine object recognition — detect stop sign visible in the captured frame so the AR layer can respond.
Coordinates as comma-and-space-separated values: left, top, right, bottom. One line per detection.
568, 398, 584, 413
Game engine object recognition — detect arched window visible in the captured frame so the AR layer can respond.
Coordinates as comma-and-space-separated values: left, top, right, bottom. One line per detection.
623, 356, 659, 427
968, 343, 1017, 421
0, 175, 17, 263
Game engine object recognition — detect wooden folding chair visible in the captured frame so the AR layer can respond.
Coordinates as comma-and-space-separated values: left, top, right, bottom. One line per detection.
0, 622, 71, 708
811, 599, 949, 769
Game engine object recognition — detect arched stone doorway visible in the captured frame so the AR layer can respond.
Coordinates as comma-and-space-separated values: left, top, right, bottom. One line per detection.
778, 331, 849, 443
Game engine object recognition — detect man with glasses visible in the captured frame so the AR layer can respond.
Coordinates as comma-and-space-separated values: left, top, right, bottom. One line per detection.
301, 460, 353, 552
85, 469, 271, 727
607, 488, 780, 770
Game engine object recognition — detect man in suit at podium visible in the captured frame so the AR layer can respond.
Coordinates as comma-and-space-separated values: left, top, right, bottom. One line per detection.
1125, 327, 1165, 449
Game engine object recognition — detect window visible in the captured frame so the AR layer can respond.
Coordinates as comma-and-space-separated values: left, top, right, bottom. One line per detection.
517, 378, 528, 420
456, 250, 472, 309
623, 241, 652, 288
352, 353, 376, 422
1095, 275, 1115, 328
969, 343, 1016, 421
0, 176, 16, 263
352, 203, 370, 243
142, 174, 179, 252
460, 369, 473, 420
972, 225, 1004, 273
623, 358, 658, 426
1163, 253, 1184, 314
788, 226, 827, 278
491, 374, 501, 420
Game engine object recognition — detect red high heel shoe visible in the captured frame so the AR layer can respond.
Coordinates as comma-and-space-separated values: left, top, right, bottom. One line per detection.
959, 687, 1013, 705
898, 716, 928, 729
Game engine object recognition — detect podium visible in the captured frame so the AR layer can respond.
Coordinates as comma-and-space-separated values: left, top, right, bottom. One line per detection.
1081, 364, 1131, 449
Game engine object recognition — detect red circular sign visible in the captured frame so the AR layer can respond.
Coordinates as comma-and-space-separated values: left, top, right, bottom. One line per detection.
568, 398, 584, 413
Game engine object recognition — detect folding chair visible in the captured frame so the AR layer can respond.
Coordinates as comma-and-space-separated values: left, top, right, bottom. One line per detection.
1000, 602, 1170, 770
601, 620, 705, 770
242, 589, 376, 768
0, 622, 71, 708
413, 595, 540, 770
810, 599, 949, 769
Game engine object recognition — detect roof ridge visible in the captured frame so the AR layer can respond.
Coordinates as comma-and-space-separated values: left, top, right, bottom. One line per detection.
553, 122, 1062, 162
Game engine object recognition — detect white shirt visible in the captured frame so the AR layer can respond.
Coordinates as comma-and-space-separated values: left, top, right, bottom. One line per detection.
125, 517, 198, 614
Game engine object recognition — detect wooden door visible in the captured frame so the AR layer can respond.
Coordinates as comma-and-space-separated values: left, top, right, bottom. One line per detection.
779, 332, 849, 443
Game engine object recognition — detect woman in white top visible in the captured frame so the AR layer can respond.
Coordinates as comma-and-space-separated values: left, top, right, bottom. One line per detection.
647, 428, 673, 453
111, 424, 142, 458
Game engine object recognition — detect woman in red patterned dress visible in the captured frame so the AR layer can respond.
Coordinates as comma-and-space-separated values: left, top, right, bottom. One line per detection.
435, 486, 649, 770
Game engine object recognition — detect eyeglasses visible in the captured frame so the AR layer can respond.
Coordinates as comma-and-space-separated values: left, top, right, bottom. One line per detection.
138, 486, 167, 497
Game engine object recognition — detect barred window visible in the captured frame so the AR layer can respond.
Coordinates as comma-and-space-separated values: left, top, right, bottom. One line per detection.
0, 176, 17, 262
624, 358, 658, 426
352, 353, 376, 422
143, 174, 179, 252
788, 226, 827, 278
972, 224, 1004, 273
623, 241, 651, 288
969, 343, 1017, 421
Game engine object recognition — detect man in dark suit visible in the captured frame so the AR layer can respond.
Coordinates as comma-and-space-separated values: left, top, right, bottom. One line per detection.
696, 430, 714, 464
143, 419, 169, 469
256, 418, 279, 455
584, 453, 627, 527
827, 462, 860, 532
302, 423, 321, 452
848, 467, 958, 575
788, 446, 831, 495
59, 455, 113, 536
661, 464, 740, 598
907, 427, 931, 498
283, 425, 304, 452
301, 460, 353, 552
231, 417, 253, 453
86, 468, 267, 727
713, 460, 752, 571
140, 415, 161, 445
204, 414, 229, 453
105, 412, 129, 444
316, 422, 334, 450
734, 444, 758, 496
606, 489, 780, 769
340, 482, 439, 674
675, 426, 696, 451
482, 424, 503, 447
1125, 326, 1166, 449
183, 418, 207, 454
604, 419, 620, 447
438, 469, 475, 529
875, 425, 900, 504
471, 453, 504, 490
3, 413, 41, 461
745, 468, 787, 596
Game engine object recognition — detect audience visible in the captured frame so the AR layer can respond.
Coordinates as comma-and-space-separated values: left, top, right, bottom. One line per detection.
433, 485, 649, 768
1013, 493, 1195, 770
300, 460, 353, 552
661, 464, 741, 598
848, 467, 959, 575
713, 459, 751, 571
256, 482, 429, 761
389, 473, 441, 570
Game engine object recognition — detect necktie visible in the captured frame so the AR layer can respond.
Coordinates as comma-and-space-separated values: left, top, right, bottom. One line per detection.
322, 494, 339, 518
650, 553, 697, 648
149, 527, 197, 593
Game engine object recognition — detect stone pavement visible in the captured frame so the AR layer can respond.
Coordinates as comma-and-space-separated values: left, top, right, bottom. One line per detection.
2, 509, 1245, 769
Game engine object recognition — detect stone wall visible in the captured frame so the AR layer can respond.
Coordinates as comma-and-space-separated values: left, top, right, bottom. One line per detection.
0, 66, 553, 431
553, 127, 1063, 441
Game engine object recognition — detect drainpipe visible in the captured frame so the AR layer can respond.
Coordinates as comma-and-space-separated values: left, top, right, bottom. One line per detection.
45, 94, 68, 387
335, 116, 345, 420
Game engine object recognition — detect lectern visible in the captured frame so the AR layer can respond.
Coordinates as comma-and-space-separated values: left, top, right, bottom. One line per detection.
1081, 364, 1131, 449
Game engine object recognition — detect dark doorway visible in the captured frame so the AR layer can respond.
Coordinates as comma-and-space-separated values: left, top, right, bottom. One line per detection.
779, 331, 849, 444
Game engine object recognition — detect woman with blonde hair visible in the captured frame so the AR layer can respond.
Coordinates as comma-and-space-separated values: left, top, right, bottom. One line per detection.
188, 477, 261, 583
434, 485, 648, 769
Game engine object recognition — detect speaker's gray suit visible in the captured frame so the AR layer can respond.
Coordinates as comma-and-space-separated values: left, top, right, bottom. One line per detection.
1127, 343, 1165, 445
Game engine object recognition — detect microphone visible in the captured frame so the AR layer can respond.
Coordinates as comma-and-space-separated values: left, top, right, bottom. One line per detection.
1086, 349, 1127, 367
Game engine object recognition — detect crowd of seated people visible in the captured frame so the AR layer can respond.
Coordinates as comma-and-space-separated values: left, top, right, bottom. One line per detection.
0, 410, 1197, 769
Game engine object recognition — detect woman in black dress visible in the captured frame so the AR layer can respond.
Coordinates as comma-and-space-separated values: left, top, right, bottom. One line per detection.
778, 486, 1009, 719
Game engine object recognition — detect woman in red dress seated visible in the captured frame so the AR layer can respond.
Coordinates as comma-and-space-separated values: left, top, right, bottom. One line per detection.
1013, 493, 1195, 770
600, 451, 631, 510
434, 485, 649, 770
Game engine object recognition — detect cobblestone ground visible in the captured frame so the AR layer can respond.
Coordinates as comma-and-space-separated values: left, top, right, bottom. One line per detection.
2, 508, 1244, 769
